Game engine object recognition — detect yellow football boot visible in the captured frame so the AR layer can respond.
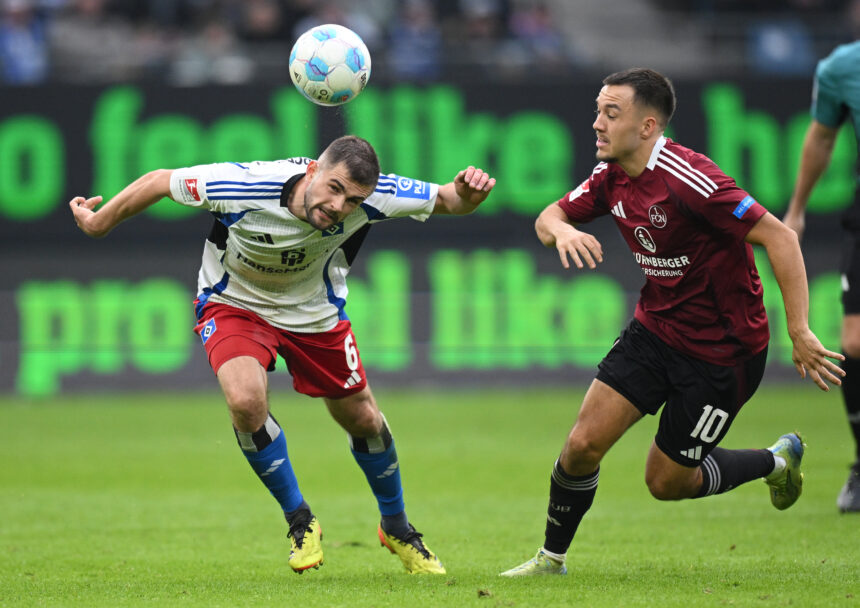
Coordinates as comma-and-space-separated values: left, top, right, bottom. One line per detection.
288, 514, 323, 573
378, 524, 445, 574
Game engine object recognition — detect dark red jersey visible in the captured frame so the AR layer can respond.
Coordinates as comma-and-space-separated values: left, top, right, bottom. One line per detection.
557, 137, 769, 366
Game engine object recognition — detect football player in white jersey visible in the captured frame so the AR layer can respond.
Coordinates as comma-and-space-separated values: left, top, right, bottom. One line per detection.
70, 135, 496, 575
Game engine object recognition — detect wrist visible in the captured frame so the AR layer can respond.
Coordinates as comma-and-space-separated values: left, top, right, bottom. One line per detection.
787, 324, 809, 341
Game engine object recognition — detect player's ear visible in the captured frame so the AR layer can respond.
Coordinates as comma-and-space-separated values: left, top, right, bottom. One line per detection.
641, 115, 658, 139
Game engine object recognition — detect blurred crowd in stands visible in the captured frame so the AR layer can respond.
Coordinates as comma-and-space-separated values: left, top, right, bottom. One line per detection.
0, 0, 858, 86
0, 0, 581, 85
661, 0, 860, 76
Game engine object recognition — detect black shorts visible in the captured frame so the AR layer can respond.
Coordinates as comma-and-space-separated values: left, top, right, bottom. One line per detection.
841, 227, 860, 314
596, 319, 768, 467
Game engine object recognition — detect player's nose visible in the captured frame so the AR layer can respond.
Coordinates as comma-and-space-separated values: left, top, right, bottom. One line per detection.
329, 195, 348, 215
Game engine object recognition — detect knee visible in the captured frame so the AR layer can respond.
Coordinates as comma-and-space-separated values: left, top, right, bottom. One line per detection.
560, 432, 604, 473
224, 390, 268, 430
341, 397, 383, 437
646, 478, 681, 501
349, 406, 382, 437
645, 471, 691, 501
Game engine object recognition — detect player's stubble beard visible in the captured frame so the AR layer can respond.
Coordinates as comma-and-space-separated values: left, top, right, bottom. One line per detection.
302, 192, 338, 231
595, 142, 616, 164
300, 173, 343, 231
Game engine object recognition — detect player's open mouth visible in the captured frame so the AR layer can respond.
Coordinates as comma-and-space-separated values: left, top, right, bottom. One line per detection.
316, 208, 337, 223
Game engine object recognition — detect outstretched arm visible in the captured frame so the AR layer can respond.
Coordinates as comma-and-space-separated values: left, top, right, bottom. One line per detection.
746, 211, 845, 390
433, 166, 496, 215
69, 169, 174, 238
535, 202, 603, 270
783, 120, 839, 240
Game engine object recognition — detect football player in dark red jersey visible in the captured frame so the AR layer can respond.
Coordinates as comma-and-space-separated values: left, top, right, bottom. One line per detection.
502, 68, 845, 577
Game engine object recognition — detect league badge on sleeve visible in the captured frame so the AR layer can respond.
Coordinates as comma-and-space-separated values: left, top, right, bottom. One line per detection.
732, 195, 756, 219
569, 178, 590, 201
178, 176, 205, 203
394, 176, 431, 200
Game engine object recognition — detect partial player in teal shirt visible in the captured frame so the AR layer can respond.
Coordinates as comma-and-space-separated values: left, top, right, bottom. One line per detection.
784, 39, 860, 513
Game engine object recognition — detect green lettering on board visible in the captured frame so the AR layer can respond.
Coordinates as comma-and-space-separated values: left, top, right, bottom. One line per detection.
138, 114, 203, 219
500, 112, 573, 214
13, 248, 842, 396
785, 113, 857, 213
429, 249, 626, 368
346, 86, 573, 215
16, 279, 193, 396
0, 83, 857, 223
754, 249, 841, 366
703, 83, 856, 214
128, 279, 193, 372
88, 86, 318, 220
0, 116, 63, 220
17, 281, 87, 396
343, 251, 412, 370
703, 84, 783, 210
90, 87, 140, 207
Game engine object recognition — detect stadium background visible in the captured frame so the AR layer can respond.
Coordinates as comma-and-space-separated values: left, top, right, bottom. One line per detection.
1, 0, 858, 397
3, 6, 859, 606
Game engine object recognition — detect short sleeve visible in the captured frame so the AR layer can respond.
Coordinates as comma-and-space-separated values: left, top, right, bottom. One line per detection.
811, 53, 849, 128
168, 162, 287, 213
170, 166, 213, 209
557, 167, 609, 224
364, 174, 438, 222
676, 155, 767, 239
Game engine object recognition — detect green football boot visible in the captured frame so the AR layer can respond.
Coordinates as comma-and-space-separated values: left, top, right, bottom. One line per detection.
765, 432, 805, 511
500, 549, 567, 577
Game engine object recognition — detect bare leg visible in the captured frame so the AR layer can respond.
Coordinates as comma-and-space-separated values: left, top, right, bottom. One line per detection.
544, 379, 643, 554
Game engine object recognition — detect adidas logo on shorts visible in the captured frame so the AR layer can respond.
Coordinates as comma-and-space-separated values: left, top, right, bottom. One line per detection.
343, 370, 362, 389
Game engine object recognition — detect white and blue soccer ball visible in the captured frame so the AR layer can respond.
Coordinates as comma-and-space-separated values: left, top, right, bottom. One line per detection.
289, 24, 371, 106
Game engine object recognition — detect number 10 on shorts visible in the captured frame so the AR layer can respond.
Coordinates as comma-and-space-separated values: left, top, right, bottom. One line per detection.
690, 405, 729, 443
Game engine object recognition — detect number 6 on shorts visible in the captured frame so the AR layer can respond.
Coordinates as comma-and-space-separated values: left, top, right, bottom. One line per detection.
344, 334, 359, 371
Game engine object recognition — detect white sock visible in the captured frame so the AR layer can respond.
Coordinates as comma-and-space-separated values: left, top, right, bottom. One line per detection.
540, 548, 566, 563
766, 455, 787, 480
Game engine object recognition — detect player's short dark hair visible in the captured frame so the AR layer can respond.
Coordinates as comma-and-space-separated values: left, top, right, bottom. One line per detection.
603, 68, 676, 127
319, 135, 380, 189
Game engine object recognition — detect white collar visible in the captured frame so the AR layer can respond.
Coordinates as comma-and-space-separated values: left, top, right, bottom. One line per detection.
645, 136, 667, 171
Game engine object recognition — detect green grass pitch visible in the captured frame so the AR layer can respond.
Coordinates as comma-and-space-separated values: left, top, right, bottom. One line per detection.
1, 385, 857, 607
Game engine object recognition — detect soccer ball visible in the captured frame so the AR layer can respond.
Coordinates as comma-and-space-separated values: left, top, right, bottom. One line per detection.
289, 24, 371, 106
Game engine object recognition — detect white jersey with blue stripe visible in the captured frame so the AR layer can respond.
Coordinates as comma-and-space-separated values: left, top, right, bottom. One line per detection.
169, 158, 438, 332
